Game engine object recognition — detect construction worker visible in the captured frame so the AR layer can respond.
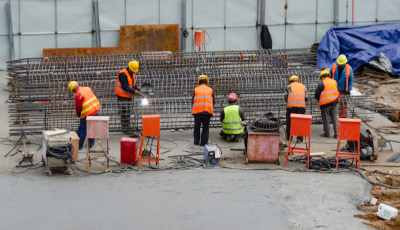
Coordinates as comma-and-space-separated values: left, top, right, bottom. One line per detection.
220, 93, 245, 142
68, 81, 101, 150
192, 75, 215, 146
329, 54, 354, 118
284, 75, 309, 141
315, 70, 340, 138
116, 60, 141, 136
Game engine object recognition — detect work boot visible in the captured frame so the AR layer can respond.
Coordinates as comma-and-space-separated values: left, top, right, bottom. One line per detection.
227, 135, 232, 142
320, 133, 329, 138
333, 134, 338, 139
234, 135, 240, 142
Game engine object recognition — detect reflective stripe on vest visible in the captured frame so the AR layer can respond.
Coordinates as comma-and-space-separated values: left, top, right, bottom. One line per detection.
318, 78, 339, 107
222, 105, 243, 135
287, 82, 306, 108
77, 87, 101, 118
192, 84, 213, 115
116, 68, 135, 98
332, 64, 351, 92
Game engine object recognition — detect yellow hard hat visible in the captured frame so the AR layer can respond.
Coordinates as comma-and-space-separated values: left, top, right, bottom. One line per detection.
197, 75, 209, 84
320, 70, 331, 79
336, 54, 347, 65
68, 81, 79, 92
128, 60, 139, 72
289, 75, 300, 83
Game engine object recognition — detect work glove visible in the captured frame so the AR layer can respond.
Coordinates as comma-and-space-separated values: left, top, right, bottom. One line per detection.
134, 90, 141, 95
135, 86, 140, 91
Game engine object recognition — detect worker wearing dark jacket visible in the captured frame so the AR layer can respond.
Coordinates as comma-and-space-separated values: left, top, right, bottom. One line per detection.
192, 75, 215, 146
220, 93, 245, 142
329, 54, 353, 118
68, 81, 101, 149
116, 60, 141, 135
284, 75, 309, 141
315, 70, 339, 138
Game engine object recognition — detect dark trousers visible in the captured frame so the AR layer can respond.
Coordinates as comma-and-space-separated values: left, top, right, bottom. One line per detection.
193, 113, 211, 146
77, 117, 95, 150
321, 105, 338, 137
117, 96, 132, 132
286, 107, 306, 140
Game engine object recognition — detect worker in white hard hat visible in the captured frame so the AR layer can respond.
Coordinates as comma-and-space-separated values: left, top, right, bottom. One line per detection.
329, 54, 354, 118
192, 75, 215, 146
284, 75, 309, 142
220, 92, 245, 142
116, 60, 141, 136
68, 81, 101, 149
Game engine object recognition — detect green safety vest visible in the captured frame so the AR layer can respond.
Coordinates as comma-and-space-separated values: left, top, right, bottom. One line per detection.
222, 105, 243, 135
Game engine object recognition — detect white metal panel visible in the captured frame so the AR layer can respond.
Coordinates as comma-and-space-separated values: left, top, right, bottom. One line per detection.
286, 24, 316, 49
160, 0, 182, 25
265, 0, 285, 25
338, 0, 348, 23
199, 28, 225, 51
316, 24, 333, 42
20, 0, 55, 33
378, 0, 400, 21
0, 1, 8, 34
267, 25, 285, 49
225, 27, 258, 50
226, 0, 257, 26
57, 0, 92, 33
186, 29, 194, 52
0, 36, 9, 68
14, 35, 21, 60
186, 0, 193, 28
348, 0, 376, 22
21, 35, 56, 58
287, 0, 316, 24
99, 0, 125, 29
193, 0, 225, 27
57, 34, 92, 48
126, 0, 159, 25
100, 31, 120, 47
317, 0, 335, 23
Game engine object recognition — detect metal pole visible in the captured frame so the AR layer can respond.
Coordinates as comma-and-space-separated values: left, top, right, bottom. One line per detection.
181, 0, 187, 52
260, 0, 265, 25
334, 0, 339, 26
93, 0, 101, 47
6, 1, 15, 60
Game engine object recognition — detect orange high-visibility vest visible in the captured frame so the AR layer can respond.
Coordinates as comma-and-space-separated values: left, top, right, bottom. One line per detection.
76, 87, 101, 119
332, 63, 351, 92
192, 84, 213, 115
319, 78, 339, 107
116, 68, 136, 98
287, 82, 306, 108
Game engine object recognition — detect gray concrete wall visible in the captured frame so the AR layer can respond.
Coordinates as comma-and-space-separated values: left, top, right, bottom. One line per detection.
1, 0, 400, 68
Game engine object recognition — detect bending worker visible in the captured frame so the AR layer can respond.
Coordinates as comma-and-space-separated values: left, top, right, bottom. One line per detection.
192, 75, 215, 146
68, 81, 101, 150
315, 70, 339, 139
329, 54, 354, 118
220, 93, 245, 142
284, 75, 309, 142
116, 60, 141, 136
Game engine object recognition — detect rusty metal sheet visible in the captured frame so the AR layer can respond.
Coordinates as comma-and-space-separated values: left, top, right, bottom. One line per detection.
43, 24, 179, 57
247, 130, 280, 163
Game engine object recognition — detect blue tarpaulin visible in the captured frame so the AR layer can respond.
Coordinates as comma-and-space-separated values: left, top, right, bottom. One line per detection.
317, 23, 400, 76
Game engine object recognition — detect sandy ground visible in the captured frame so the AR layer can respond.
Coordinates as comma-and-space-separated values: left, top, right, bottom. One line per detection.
1, 70, 392, 230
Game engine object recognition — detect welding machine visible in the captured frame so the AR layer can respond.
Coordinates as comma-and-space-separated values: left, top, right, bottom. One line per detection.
204, 144, 221, 166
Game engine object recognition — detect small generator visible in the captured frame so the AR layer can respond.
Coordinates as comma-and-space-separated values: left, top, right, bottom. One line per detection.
204, 144, 221, 166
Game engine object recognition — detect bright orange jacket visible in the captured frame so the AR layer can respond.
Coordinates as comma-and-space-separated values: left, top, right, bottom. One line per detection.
318, 78, 339, 107
76, 87, 101, 118
332, 64, 351, 92
287, 82, 306, 108
192, 84, 213, 115
116, 68, 136, 98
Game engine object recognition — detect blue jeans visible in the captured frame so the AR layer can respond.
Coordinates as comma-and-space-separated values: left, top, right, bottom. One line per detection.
77, 117, 95, 149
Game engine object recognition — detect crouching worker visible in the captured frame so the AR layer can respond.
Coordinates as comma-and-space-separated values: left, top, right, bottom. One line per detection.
220, 93, 245, 142
68, 81, 101, 150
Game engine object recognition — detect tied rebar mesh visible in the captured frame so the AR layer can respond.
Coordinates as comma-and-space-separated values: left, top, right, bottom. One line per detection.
7, 49, 370, 136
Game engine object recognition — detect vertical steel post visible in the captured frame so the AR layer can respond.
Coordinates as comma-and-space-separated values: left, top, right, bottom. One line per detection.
181, 0, 187, 52
93, 0, 101, 47
6, 1, 15, 60
334, 0, 339, 26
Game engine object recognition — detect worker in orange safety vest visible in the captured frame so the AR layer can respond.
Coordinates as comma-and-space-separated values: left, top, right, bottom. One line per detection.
68, 81, 101, 149
192, 75, 215, 146
284, 75, 309, 142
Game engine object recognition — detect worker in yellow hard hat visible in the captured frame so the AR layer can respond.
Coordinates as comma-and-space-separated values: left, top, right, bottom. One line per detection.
329, 54, 354, 118
116, 60, 141, 136
284, 75, 309, 142
68, 81, 101, 149
192, 75, 215, 146
315, 70, 340, 138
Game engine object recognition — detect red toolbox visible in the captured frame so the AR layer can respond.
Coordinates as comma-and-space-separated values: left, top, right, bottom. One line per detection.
120, 137, 138, 164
